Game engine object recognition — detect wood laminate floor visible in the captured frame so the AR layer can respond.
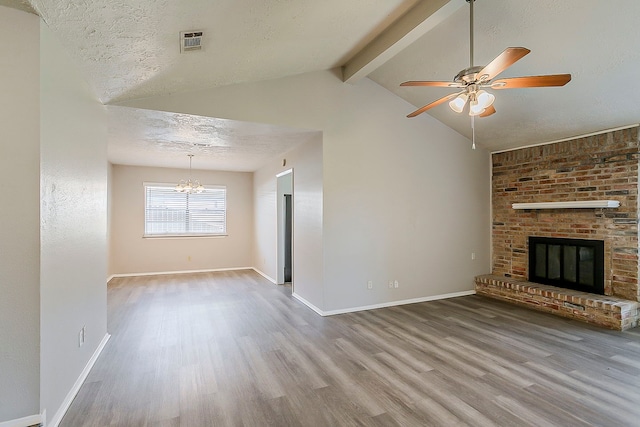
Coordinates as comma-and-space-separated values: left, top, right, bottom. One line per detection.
62, 270, 640, 426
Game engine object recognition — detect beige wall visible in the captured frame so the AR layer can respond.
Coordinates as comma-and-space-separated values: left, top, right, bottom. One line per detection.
0, 6, 41, 422
110, 165, 253, 275
121, 69, 491, 314
39, 22, 108, 424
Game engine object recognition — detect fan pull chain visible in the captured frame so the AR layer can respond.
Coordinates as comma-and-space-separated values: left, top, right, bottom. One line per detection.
471, 115, 476, 150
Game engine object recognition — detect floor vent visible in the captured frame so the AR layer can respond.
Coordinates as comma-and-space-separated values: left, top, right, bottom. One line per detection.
180, 31, 203, 53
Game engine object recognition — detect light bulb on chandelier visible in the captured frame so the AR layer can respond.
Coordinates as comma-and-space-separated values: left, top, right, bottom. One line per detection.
175, 154, 205, 194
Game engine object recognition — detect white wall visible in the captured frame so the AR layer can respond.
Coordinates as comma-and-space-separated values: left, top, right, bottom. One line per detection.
0, 6, 41, 422
320, 80, 490, 311
110, 165, 253, 275
40, 22, 108, 423
120, 69, 491, 313
253, 137, 324, 308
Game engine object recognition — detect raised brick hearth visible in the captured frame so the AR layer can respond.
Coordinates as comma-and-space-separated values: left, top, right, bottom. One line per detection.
476, 275, 640, 330
481, 126, 640, 329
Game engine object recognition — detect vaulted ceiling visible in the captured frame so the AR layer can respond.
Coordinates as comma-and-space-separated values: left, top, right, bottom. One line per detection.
7, 0, 640, 168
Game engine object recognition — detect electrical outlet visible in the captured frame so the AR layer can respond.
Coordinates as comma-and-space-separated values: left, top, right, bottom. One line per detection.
188, 255, 192, 261
367, 280, 373, 290
389, 281, 394, 289
394, 280, 399, 288
471, 252, 476, 260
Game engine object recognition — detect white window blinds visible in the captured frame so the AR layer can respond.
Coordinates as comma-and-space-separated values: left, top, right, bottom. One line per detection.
144, 184, 227, 237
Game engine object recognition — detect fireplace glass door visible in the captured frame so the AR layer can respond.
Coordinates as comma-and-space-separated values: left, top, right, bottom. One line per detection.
529, 237, 604, 294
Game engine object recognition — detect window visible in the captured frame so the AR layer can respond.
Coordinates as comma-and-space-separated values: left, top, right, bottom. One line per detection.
144, 183, 226, 237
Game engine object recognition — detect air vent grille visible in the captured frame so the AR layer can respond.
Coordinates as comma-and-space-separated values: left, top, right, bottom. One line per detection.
180, 31, 203, 53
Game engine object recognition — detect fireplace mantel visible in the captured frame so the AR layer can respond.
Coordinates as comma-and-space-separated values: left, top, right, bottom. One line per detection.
512, 200, 620, 210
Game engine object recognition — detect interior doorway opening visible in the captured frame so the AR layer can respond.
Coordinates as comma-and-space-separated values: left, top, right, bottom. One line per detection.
276, 169, 293, 286
284, 194, 292, 282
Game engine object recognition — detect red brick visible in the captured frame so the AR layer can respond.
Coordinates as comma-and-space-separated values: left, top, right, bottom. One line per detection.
491, 127, 639, 302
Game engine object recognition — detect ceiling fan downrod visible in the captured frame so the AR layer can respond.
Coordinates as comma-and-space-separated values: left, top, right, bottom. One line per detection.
468, 0, 476, 149
468, 0, 474, 68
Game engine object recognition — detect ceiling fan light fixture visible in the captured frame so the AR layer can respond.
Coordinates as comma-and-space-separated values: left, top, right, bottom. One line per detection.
400, 0, 571, 153
476, 90, 495, 109
469, 99, 485, 116
449, 93, 468, 113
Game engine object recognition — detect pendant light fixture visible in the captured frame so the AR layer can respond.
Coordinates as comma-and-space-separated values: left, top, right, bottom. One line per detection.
175, 154, 204, 194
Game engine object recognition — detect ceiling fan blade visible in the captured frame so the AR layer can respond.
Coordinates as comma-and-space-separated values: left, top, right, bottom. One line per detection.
477, 47, 531, 82
401, 81, 464, 88
407, 91, 464, 118
491, 74, 572, 89
479, 105, 496, 117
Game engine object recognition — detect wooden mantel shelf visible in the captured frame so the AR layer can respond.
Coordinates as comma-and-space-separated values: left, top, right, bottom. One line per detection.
512, 200, 620, 210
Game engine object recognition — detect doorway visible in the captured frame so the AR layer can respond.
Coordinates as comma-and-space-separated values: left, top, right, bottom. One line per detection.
276, 169, 293, 286
284, 194, 292, 283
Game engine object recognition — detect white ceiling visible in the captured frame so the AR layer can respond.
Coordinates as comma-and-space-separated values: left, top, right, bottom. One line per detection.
7, 0, 640, 167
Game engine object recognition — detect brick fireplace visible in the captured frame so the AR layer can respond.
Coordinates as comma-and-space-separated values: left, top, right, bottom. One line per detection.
476, 126, 640, 330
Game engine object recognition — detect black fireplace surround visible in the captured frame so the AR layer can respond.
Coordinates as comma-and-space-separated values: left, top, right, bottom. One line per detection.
528, 237, 605, 295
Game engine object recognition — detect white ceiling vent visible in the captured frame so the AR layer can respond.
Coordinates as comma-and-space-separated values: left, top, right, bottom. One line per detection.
180, 31, 203, 53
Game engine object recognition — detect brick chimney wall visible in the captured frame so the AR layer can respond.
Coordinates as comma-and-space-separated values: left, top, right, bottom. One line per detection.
492, 127, 639, 301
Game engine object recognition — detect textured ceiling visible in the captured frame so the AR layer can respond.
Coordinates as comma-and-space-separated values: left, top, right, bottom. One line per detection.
28, 0, 424, 171
26, 0, 640, 165
31, 0, 421, 104
107, 106, 319, 172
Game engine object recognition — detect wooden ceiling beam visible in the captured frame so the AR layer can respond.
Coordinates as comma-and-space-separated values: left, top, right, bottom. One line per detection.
342, 0, 465, 84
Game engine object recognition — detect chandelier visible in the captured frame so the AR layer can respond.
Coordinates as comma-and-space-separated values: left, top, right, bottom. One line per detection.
175, 154, 204, 194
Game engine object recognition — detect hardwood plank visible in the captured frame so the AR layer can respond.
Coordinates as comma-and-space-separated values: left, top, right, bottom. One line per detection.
61, 271, 640, 426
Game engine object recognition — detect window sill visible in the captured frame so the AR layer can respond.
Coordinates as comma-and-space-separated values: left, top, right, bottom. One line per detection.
143, 234, 228, 239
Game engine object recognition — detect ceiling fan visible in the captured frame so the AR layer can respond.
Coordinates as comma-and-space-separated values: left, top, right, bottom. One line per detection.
401, 0, 571, 146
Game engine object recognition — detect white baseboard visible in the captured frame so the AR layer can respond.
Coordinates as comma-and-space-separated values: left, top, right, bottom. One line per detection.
109, 267, 254, 279
252, 268, 277, 284
108, 267, 277, 284
47, 333, 111, 427
292, 292, 324, 315
0, 413, 43, 427
293, 290, 476, 316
